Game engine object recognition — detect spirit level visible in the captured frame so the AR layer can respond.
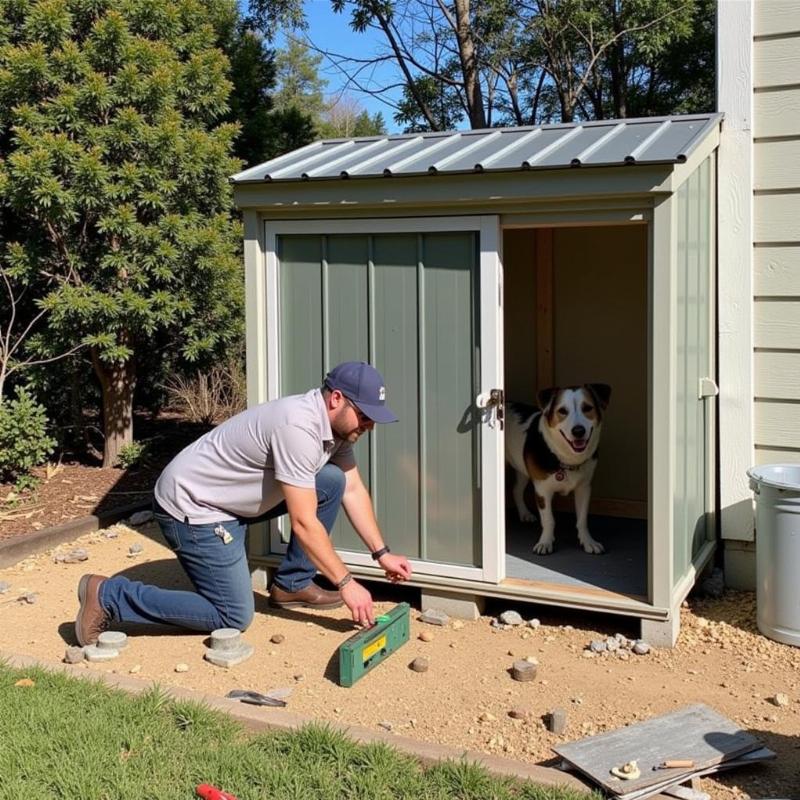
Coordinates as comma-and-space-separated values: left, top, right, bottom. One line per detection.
338, 602, 410, 687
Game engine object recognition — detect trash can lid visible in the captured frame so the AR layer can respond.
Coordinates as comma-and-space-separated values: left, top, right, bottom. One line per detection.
747, 464, 800, 490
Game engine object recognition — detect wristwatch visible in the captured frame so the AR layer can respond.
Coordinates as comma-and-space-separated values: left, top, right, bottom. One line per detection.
371, 545, 390, 561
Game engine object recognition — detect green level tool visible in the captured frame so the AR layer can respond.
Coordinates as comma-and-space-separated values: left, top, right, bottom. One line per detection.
338, 602, 410, 687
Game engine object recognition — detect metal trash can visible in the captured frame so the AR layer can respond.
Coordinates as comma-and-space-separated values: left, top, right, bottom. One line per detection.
747, 464, 800, 647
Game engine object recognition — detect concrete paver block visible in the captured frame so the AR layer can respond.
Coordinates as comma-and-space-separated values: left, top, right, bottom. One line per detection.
84, 644, 119, 662
420, 589, 484, 620
204, 628, 254, 667
98, 631, 127, 650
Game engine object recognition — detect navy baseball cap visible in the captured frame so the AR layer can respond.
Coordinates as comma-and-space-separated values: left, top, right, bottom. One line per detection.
324, 361, 398, 423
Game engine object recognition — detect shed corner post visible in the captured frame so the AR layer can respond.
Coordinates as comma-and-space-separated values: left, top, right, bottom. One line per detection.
242, 208, 270, 565
650, 195, 677, 620
716, 0, 755, 553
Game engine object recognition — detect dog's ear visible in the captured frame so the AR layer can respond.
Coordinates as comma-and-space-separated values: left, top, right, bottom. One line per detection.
537, 387, 559, 412
587, 383, 612, 409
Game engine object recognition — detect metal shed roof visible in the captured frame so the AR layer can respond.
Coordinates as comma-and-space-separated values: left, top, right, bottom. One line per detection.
231, 113, 723, 184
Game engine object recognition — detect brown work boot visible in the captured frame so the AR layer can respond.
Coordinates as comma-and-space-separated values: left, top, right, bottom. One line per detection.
75, 573, 110, 646
269, 581, 344, 610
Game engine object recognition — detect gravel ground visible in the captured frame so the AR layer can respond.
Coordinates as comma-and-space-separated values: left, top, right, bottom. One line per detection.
1, 521, 798, 800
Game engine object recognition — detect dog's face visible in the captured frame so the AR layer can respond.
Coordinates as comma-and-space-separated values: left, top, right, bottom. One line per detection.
537, 384, 611, 462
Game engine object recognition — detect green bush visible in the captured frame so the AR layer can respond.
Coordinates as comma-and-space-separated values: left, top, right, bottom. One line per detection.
116, 441, 148, 469
0, 387, 56, 482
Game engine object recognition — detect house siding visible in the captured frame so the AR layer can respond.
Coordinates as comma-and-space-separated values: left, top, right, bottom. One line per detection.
753, 1, 800, 466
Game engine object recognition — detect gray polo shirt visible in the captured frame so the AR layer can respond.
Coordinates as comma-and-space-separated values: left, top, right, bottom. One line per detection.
154, 388, 355, 523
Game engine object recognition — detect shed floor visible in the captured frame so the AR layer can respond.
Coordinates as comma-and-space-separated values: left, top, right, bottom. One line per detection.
505, 513, 647, 596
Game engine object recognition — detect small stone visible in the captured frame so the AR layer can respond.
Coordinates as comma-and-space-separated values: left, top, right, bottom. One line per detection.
512, 660, 537, 682
128, 510, 154, 526
378, 720, 393, 731
451, 620, 464, 631
583, 650, 596, 658
500, 610, 524, 626
418, 631, 434, 642
0, 581, 10, 594
19, 592, 37, 604
507, 649, 515, 656
175, 663, 189, 673
605, 637, 620, 652
270, 633, 285, 644
508, 708, 529, 719
590, 640, 607, 653
410, 657, 429, 673
478, 711, 496, 722
632, 641, 650, 655
420, 609, 449, 626
104, 530, 119, 539
617, 649, 630, 660
771, 693, 790, 707
547, 708, 567, 734
524, 656, 539, 664
128, 543, 143, 557
527, 618, 541, 629
334, 707, 342, 714
129, 664, 142, 674
55, 548, 89, 564
64, 646, 85, 664
293, 673, 305, 682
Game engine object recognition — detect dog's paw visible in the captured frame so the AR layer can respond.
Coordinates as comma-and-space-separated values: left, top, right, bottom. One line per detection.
519, 509, 537, 523
579, 537, 605, 554
532, 539, 554, 555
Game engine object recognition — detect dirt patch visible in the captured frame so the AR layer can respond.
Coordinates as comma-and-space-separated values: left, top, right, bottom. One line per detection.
0, 413, 211, 542
1, 523, 798, 800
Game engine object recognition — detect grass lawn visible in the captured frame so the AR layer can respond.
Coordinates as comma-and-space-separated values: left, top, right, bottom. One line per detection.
0, 663, 597, 800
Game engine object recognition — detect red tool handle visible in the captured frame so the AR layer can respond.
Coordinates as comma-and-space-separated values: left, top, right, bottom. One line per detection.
196, 784, 239, 800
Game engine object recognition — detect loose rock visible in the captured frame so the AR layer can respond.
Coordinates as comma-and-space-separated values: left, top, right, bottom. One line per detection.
451, 620, 464, 631
129, 665, 142, 674
378, 720, 393, 731
420, 609, 449, 626
500, 610, 524, 626
512, 660, 537, 682
0, 581, 10, 594
64, 646, 85, 664
527, 618, 541, 629
128, 510, 154, 526
479, 711, 496, 722
270, 633, 285, 644
508, 708, 529, 720
410, 657, 429, 673
771, 693, 790, 707
632, 641, 650, 655
175, 663, 189, 673
54, 548, 89, 564
418, 631, 434, 642
128, 543, 143, 557
590, 640, 607, 653
547, 707, 567, 734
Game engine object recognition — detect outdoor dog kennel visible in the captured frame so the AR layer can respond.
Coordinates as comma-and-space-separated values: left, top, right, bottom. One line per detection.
232, 113, 721, 645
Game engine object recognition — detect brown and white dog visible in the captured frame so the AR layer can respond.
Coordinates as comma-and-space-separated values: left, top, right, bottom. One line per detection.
505, 384, 611, 555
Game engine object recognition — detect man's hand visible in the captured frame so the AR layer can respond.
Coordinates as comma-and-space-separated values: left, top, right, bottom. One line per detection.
340, 579, 374, 626
378, 553, 412, 583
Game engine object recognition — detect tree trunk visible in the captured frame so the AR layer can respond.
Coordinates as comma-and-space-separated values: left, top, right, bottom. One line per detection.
453, 0, 487, 129
91, 347, 136, 468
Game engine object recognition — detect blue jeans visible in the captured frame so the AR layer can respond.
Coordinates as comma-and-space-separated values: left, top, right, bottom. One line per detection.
99, 464, 346, 633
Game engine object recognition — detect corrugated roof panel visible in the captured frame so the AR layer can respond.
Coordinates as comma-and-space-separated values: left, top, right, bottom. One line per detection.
635, 117, 710, 162
230, 113, 723, 183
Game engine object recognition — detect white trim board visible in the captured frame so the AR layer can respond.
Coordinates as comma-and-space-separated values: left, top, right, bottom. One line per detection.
717, 0, 755, 541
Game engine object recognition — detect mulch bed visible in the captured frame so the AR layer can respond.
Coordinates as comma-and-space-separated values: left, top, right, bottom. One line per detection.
0, 412, 212, 543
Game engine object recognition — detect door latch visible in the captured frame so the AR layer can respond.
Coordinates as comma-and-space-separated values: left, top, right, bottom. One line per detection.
476, 388, 505, 429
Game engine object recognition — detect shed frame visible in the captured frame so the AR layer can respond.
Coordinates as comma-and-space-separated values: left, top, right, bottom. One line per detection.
234, 117, 721, 645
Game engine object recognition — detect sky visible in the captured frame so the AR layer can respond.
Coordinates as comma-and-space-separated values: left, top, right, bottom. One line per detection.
274, 0, 405, 133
